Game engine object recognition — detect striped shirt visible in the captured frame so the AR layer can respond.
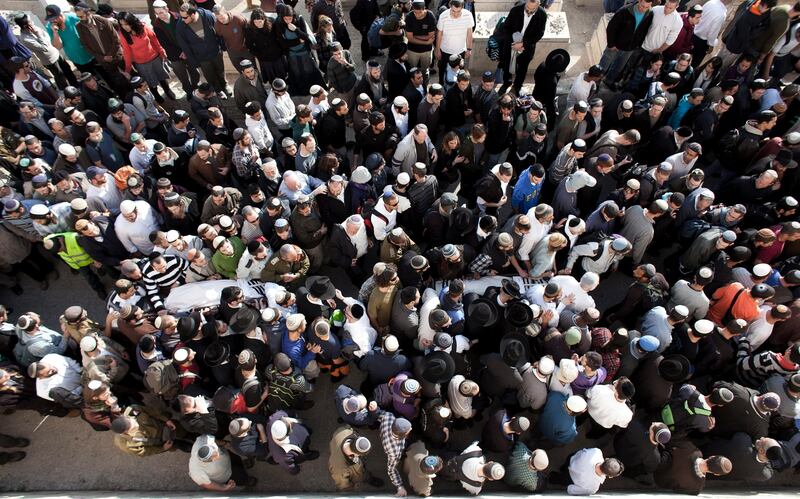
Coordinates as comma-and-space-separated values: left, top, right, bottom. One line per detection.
736, 337, 799, 387
141, 255, 189, 310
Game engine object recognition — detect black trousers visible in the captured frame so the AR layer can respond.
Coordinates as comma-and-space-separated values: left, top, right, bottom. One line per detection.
500, 48, 535, 93
228, 452, 251, 485
45, 56, 79, 89
690, 35, 709, 70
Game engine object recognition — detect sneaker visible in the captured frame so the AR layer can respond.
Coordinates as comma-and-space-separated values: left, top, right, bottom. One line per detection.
10, 437, 30, 448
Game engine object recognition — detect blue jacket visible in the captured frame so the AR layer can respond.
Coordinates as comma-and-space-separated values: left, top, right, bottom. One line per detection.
334, 384, 380, 426
175, 8, 222, 65
281, 332, 315, 370
539, 392, 578, 445
511, 166, 544, 213
668, 94, 695, 129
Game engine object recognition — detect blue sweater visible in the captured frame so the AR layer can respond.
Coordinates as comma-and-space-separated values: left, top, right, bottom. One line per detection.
539, 392, 578, 445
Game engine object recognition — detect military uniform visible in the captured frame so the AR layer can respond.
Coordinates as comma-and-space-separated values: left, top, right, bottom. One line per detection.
112, 405, 171, 457
328, 425, 369, 491
259, 246, 311, 289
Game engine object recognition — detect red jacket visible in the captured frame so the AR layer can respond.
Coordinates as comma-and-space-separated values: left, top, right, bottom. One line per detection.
119, 25, 166, 73
665, 13, 695, 60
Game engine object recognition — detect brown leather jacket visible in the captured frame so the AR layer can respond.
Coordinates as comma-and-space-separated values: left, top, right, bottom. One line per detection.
76, 13, 123, 63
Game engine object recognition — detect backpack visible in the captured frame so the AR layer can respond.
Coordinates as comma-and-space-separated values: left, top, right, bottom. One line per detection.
143, 360, 181, 400
620, 162, 648, 182
358, 199, 388, 235
367, 17, 385, 49
486, 16, 506, 62
642, 284, 669, 310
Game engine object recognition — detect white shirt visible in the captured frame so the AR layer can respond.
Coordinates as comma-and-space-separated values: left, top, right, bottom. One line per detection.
308, 97, 330, 119
518, 212, 552, 262
245, 115, 274, 152
568, 448, 606, 495
236, 248, 271, 280
693, 0, 727, 47
448, 374, 476, 418
458, 442, 485, 495
642, 6, 683, 52
35, 353, 82, 401
342, 297, 378, 357
566, 74, 597, 110
437, 9, 475, 55
392, 108, 410, 137
665, 151, 698, 180
585, 384, 633, 429
266, 92, 296, 129
114, 200, 160, 254
129, 140, 157, 173
189, 435, 232, 486
371, 201, 398, 241
548, 275, 596, 312
84, 173, 122, 213
745, 305, 774, 350
527, 284, 565, 327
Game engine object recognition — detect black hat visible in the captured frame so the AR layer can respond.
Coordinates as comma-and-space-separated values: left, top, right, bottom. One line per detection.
421, 351, 456, 384
500, 332, 529, 367
306, 275, 336, 301
545, 48, 570, 73
203, 340, 230, 367
505, 301, 534, 329
466, 296, 499, 329
230, 308, 259, 334
658, 354, 691, 382
212, 386, 240, 414
501, 279, 522, 299
177, 316, 197, 342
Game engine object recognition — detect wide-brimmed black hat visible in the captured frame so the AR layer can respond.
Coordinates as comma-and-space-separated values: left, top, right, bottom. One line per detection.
421, 351, 456, 385
203, 340, 230, 368
466, 296, 499, 329
505, 301, 534, 329
306, 275, 336, 301
230, 308, 259, 334
500, 332, 530, 368
545, 48, 570, 73
658, 354, 691, 383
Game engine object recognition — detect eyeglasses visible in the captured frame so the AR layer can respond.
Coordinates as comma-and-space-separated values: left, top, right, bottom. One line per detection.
180, 14, 190, 19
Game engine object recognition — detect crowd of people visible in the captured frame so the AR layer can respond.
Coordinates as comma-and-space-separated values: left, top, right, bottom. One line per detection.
0, 0, 799, 494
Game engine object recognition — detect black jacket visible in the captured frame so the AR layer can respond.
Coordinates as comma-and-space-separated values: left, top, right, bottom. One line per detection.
328, 224, 358, 268
500, 4, 547, 62
606, 3, 654, 51
316, 109, 348, 150
443, 85, 475, 129
386, 58, 408, 100
76, 215, 128, 267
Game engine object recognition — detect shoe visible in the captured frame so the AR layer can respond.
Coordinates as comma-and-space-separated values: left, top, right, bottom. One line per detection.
162, 86, 177, 100
306, 450, 320, 461
243, 476, 258, 487
39, 279, 49, 291
243, 457, 255, 469
2, 451, 25, 463
10, 285, 23, 295
218, 90, 228, 100
367, 476, 384, 488
9, 437, 30, 448
49, 268, 60, 280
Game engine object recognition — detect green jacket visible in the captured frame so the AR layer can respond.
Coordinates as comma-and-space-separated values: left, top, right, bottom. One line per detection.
211, 236, 245, 279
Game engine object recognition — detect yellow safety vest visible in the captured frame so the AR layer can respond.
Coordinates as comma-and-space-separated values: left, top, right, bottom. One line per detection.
45, 232, 94, 270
